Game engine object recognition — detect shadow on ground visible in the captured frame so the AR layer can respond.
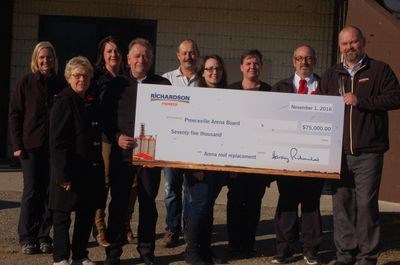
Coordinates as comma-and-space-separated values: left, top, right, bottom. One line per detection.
0, 200, 20, 210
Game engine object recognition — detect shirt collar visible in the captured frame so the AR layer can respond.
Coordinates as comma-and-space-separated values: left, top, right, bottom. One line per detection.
129, 70, 147, 82
294, 73, 315, 85
343, 54, 366, 76
293, 73, 318, 94
176, 67, 199, 84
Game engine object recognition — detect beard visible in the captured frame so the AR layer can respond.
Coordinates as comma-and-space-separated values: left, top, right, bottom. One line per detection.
299, 65, 311, 76
344, 49, 361, 63
183, 60, 194, 66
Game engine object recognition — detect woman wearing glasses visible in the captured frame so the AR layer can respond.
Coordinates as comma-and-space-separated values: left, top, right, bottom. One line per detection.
184, 55, 228, 265
49, 56, 105, 265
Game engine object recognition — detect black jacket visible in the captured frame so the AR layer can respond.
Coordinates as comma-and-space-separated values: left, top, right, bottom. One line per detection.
272, 74, 321, 93
49, 87, 105, 211
229, 80, 271, 91
102, 72, 171, 162
89, 66, 124, 101
8, 72, 66, 152
319, 56, 400, 154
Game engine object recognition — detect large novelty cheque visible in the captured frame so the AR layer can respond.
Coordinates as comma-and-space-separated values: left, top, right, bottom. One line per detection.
133, 84, 344, 179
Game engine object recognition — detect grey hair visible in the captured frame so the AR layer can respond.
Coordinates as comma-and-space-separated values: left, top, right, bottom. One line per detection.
64, 56, 93, 79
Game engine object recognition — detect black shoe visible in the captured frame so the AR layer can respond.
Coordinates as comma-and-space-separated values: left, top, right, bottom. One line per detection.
21, 243, 38, 255
104, 256, 121, 265
304, 254, 319, 265
141, 254, 157, 265
185, 251, 207, 265
201, 249, 223, 264
271, 254, 294, 264
303, 250, 319, 265
241, 247, 257, 258
227, 245, 241, 257
39, 242, 53, 254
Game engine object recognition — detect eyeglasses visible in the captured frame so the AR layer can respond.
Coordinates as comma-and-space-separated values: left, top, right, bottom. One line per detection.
204, 67, 222, 73
294, 56, 314, 62
71, 73, 89, 80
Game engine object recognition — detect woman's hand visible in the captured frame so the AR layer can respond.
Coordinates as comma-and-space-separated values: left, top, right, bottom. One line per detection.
13, 150, 22, 157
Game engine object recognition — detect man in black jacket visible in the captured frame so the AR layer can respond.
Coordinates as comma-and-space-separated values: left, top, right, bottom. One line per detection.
102, 38, 170, 265
319, 26, 400, 265
271, 45, 324, 265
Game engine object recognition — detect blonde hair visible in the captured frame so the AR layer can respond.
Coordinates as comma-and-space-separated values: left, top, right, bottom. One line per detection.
30, 41, 58, 74
64, 56, 94, 80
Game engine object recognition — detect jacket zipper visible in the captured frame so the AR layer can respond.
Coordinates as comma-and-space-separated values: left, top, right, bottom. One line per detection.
349, 76, 354, 154
348, 64, 366, 155
349, 64, 365, 155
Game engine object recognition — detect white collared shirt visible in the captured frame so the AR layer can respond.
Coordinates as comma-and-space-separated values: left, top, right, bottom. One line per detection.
293, 73, 318, 95
162, 67, 199, 87
343, 54, 366, 77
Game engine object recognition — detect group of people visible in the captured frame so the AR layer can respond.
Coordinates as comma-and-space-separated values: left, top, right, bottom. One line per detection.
8, 25, 400, 265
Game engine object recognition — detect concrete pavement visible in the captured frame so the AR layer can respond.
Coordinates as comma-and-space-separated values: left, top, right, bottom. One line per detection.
0, 171, 399, 264
1, 171, 399, 212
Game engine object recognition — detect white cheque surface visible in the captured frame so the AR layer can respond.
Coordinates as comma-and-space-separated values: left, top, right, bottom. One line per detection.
134, 84, 344, 174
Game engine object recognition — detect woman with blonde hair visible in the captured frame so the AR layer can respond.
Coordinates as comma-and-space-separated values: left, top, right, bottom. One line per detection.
9, 41, 66, 255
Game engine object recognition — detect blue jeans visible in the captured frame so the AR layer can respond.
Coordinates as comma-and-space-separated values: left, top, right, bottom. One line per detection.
185, 171, 225, 223
333, 153, 383, 265
184, 171, 225, 255
163, 168, 190, 233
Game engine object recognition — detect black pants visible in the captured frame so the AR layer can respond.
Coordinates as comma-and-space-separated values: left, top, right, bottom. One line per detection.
274, 177, 324, 256
227, 173, 268, 251
52, 208, 95, 262
136, 167, 161, 256
18, 149, 52, 245
106, 158, 135, 258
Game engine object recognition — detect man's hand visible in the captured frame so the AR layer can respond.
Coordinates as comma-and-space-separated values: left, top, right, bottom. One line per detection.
117, 134, 136, 149
13, 150, 22, 157
343, 92, 358, 106
59, 182, 71, 191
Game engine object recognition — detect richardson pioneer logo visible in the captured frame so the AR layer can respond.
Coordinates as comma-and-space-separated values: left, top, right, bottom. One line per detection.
150, 93, 190, 106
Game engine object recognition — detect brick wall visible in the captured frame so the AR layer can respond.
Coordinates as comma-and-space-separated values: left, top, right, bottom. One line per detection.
10, 0, 334, 88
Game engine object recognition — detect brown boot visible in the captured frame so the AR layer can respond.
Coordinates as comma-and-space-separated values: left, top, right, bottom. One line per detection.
163, 231, 179, 248
96, 229, 110, 247
93, 208, 110, 247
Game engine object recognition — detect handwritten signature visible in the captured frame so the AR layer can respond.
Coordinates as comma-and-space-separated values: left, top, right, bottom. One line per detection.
271, 148, 320, 163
